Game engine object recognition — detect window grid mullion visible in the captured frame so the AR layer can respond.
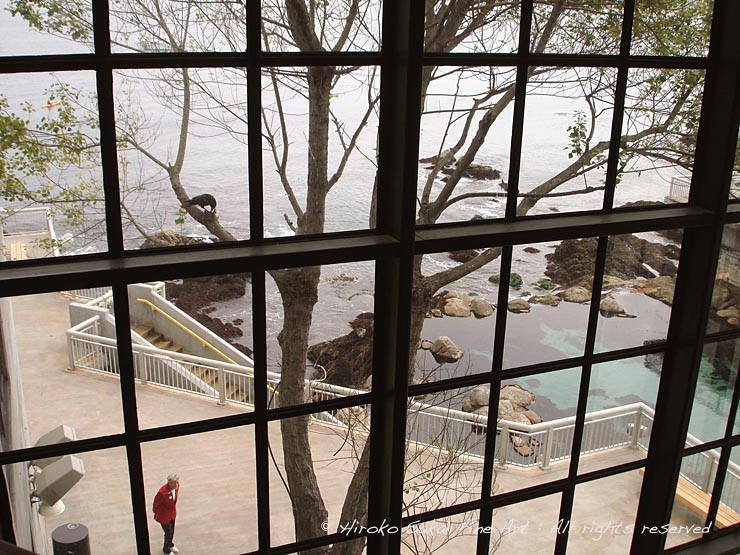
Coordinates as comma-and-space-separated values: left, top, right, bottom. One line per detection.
247, 0, 264, 242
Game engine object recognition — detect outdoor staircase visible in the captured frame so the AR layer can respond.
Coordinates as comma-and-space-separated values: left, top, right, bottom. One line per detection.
132, 323, 252, 404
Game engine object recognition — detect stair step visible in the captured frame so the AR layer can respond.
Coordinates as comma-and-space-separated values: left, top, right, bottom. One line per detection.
132, 324, 153, 338
154, 339, 174, 350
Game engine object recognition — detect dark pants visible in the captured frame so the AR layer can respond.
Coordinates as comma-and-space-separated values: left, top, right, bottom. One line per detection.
160, 519, 175, 554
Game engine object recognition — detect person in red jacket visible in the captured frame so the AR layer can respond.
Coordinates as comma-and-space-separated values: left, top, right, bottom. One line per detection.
153, 474, 180, 554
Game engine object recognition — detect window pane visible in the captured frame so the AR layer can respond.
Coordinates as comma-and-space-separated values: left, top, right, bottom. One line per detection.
262, 1, 382, 52
269, 407, 369, 546
493, 494, 561, 554
686, 340, 739, 446
128, 277, 254, 428
405, 386, 485, 517
262, 66, 379, 236
632, 0, 712, 57
418, 66, 516, 224
665, 449, 720, 549
613, 69, 705, 208
531, 1, 623, 55
517, 67, 616, 216
570, 470, 644, 552
400, 510, 481, 554
414, 253, 499, 384
578, 356, 660, 474
142, 428, 258, 554
708, 223, 740, 334
731, 133, 740, 201
0, 1, 93, 55
0, 71, 106, 260
5, 448, 135, 554
504, 240, 594, 369
717, 446, 740, 529
595, 231, 680, 353
267, 261, 375, 408
114, 68, 248, 249
494, 368, 581, 492
1, 290, 124, 453
424, 2, 519, 54
110, 0, 247, 53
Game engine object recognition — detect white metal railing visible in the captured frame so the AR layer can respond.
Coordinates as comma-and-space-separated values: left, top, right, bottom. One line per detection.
669, 176, 690, 201
66, 318, 740, 513
65, 282, 166, 304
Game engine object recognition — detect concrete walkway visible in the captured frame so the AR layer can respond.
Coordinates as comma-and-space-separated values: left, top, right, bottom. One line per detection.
10, 292, 702, 554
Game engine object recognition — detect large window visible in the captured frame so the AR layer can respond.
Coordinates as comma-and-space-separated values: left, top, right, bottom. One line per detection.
1, 1, 740, 554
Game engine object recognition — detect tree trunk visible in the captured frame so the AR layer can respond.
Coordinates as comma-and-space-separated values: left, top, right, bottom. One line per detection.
273, 266, 329, 555
332, 440, 371, 555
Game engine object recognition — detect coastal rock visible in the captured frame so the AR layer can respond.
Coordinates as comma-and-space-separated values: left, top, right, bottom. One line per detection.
523, 247, 541, 254
560, 286, 591, 304
632, 276, 676, 306
497, 399, 516, 420
307, 313, 374, 389
507, 298, 531, 313
529, 294, 560, 307
419, 150, 456, 165
469, 386, 490, 408
470, 298, 494, 318
141, 230, 206, 249
441, 162, 501, 180
500, 384, 536, 407
522, 410, 542, 424
448, 249, 485, 263
546, 235, 679, 286
599, 296, 626, 317
430, 336, 464, 364
717, 306, 740, 320
420, 340, 433, 350
443, 297, 471, 318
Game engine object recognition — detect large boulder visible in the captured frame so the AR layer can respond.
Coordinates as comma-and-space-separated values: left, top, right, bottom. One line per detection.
500, 384, 536, 407
599, 296, 626, 317
559, 286, 592, 303
141, 230, 206, 249
469, 386, 490, 408
430, 336, 464, 364
507, 298, 531, 313
497, 399, 516, 420
470, 298, 494, 318
443, 297, 472, 318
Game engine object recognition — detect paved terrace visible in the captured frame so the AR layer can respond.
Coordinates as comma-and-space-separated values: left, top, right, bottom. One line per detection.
11, 293, 703, 554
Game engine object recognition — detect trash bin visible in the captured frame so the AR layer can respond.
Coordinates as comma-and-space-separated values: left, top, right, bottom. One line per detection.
51, 523, 90, 555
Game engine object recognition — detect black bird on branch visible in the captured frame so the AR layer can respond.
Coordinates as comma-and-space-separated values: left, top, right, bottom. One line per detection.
183, 193, 217, 213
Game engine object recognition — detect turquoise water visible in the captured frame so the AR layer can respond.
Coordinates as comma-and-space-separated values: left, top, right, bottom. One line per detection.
418, 293, 736, 445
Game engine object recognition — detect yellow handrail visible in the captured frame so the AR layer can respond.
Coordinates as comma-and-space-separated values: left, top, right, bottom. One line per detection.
136, 298, 237, 364
135, 298, 279, 397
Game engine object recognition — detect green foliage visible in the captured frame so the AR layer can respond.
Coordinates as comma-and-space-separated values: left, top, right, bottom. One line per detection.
488, 275, 500, 284
566, 111, 587, 159
488, 273, 522, 289
533, 278, 556, 291
8, 1, 92, 43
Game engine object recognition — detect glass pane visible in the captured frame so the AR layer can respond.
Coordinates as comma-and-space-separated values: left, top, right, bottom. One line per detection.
405, 386, 485, 518
262, 66, 379, 236
400, 510, 480, 554
493, 494, 561, 554
267, 261, 375, 408
731, 134, 740, 200
518, 67, 616, 216
717, 446, 740, 529
414, 253, 499, 384
418, 66, 516, 224
5, 448, 135, 553
613, 69, 705, 208
114, 67, 248, 249
110, 0, 247, 53
493, 368, 581, 492
709, 224, 740, 334
425, 2, 519, 54
595, 231, 680, 353
0, 71, 105, 260
665, 449, 720, 549
570, 470, 643, 552
687, 340, 739, 446
262, 0, 382, 52
128, 277, 254, 428
142, 428, 258, 554
632, 0, 712, 57
532, 1, 623, 55
269, 407, 369, 546
578, 356, 660, 474
0, 1, 93, 55
1, 290, 124, 453
504, 240, 594, 369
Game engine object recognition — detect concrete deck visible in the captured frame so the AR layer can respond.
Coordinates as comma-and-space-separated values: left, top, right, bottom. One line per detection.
9, 292, 704, 554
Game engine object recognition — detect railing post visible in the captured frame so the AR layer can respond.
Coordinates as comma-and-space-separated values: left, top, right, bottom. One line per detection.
497, 426, 509, 470
704, 451, 717, 493
542, 426, 554, 470
137, 351, 147, 385
217, 367, 226, 405
631, 408, 643, 449
66, 331, 75, 371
